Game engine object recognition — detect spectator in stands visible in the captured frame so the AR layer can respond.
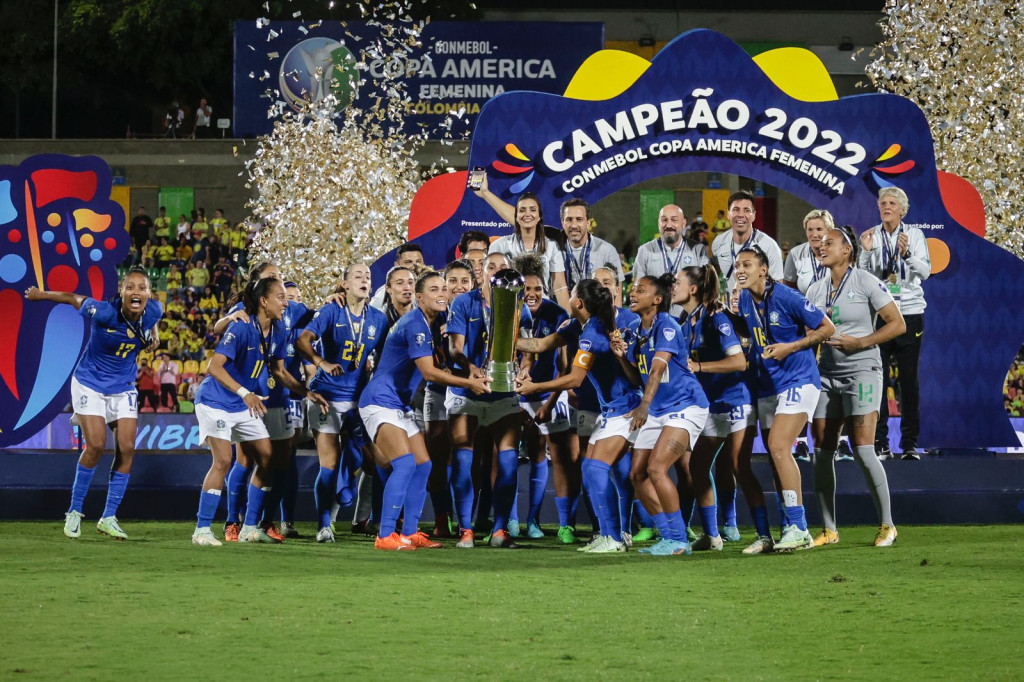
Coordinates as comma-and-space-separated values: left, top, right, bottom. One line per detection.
154, 207, 172, 243
175, 235, 193, 265
689, 211, 710, 244
137, 359, 158, 410
210, 209, 228, 239
198, 285, 220, 313
711, 209, 730, 239
206, 234, 226, 267
186, 262, 210, 293
165, 292, 186, 318
156, 320, 173, 351
130, 207, 153, 253
165, 101, 185, 138
193, 98, 213, 139
154, 237, 174, 269
176, 214, 191, 242
157, 353, 180, 410
213, 257, 235, 301
165, 265, 183, 293
188, 374, 203, 402
192, 209, 209, 243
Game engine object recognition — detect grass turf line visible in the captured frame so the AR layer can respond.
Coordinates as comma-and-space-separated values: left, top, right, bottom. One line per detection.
1, 522, 1021, 680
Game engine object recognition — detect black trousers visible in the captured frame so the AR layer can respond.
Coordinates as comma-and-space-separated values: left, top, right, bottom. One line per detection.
876, 313, 923, 450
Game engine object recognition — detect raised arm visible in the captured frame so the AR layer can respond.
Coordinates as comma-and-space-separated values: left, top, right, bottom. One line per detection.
24, 287, 86, 309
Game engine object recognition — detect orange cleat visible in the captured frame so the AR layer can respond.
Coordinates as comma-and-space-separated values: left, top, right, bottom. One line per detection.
375, 532, 417, 551
403, 531, 443, 549
224, 523, 240, 543
261, 522, 285, 543
455, 529, 475, 548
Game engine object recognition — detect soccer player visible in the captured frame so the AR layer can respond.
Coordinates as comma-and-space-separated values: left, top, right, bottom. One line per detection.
26, 267, 163, 540
516, 279, 642, 554
297, 263, 388, 543
616, 274, 710, 556
515, 253, 573, 539
806, 226, 904, 547
191, 277, 329, 545
675, 265, 761, 550
731, 245, 835, 552
279, 281, 310, 538
369, 244, 425, 309
359, 271, 491, 550
447, 253, 533, 548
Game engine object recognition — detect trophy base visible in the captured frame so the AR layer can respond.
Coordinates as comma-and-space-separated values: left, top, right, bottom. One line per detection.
487, 361, 518, 394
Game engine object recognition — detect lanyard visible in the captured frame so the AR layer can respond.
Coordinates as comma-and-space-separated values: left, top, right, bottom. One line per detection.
881, 225, 905, 280
687, 304, 704, 358
119, 303, 146, 341
514, 232, 539, 255
727, 231, 756, 279
657, 238, 686, 275
342, 303, 365, 349
564, 238, 592, 288
810, 248, 826, 283
749, 285, 775, 347
825, 266, 853, 316
253, 318, 272, 384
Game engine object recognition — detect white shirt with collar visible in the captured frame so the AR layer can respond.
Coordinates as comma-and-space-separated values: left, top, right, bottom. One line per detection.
632, 237, 708, 281
711, 228, 784, 293
563, 234, 623, 285
857, 222, 930, 315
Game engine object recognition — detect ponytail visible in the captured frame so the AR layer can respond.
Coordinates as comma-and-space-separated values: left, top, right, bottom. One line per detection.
639, 274, 676, 314
681, 264, 722, 315
574, 279, 616, 336
242, 276, 281, 316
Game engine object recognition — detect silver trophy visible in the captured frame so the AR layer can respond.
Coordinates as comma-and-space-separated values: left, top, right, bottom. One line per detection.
487, 268, 525, 393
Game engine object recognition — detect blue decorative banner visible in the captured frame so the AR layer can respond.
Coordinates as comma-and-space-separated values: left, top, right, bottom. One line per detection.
233, 21, 604, 138
378, 29, 1024, 448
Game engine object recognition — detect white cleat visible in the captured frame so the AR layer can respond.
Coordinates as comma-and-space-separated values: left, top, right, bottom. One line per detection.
775, 525, 815, 551
742, 535, 776, 555
874, 524, 898, 547
96, 516, 128, 540
238, 524, 281, 543
316, 526, 336, 543
191, 527, 223, 546
63, 510, 84, 539
692, 534, 724, 551
621, 531, 633, 548
585, 536, 627, 553
577, 535, 603, 552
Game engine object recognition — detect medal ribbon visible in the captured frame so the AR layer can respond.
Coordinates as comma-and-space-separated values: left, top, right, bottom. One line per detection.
726, 230, 757, 279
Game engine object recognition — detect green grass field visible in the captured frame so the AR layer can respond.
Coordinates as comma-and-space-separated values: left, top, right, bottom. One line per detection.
2, 522, 1021, 680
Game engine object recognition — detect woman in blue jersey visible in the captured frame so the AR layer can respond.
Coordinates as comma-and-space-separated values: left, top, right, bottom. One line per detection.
278, 281, 310, 538
806, 226, 904, 547
446, 252, 533, 549
732, 245, 835, 552
359, 270, 491, 551
516, 279, 642, 554
297, 263, 388, 543
26, 267, 162, 541
615, 274, 710, 557
675, 265, 766, 550
191, 276, 329, 546
515, 253, 573, 540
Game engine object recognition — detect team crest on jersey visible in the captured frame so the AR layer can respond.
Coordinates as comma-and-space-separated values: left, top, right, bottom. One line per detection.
663, 328, 677, 341
368, 325, 377, 339
803, 300, 816, 313
683, 255, 693, 265
223, 332, 235, 345
718, 323, 733, 336
271, 342, 277, 354
86, 305, 97, 317
540, 325, 550, 336
579, 339, 592, 351
415, 333, 426, 346
877, 282, 889, 294
769, 311, 780, 324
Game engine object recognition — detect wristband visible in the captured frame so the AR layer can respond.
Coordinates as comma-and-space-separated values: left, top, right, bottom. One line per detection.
236, 387, 251, 398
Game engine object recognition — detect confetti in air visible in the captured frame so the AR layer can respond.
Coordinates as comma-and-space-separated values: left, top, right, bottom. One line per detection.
866, 0, 1024, 257
245, 1, 447, 298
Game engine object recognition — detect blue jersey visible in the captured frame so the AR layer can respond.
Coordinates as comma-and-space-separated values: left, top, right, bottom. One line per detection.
74, 297, 163, 394
305, 302, 388, 402
283, 301, 315, 400
358, 309, 436, 410
739, 283, 824, 398
627, 312, 709, 416
446, 288, 533, 402
560, 307, 637, 413
195, 317, 288, 412
572, 316, 642, 418
681, 307, 751, 412
425, 310, 452, 396
523, 299, 570, 401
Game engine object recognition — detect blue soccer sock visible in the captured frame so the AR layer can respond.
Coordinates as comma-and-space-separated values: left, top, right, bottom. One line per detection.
280, 454, 298, 524
723, 489, 738, 529
781, 490, 807, 531
451, 448, 475, 531
602, 467, 623, 540
68, 462, 97, 514
554, 496, 571, 527
751, 505, 771, 537
315, 466, 338, 529
581, 459, 620, 541
635, 500, 654, 529
612, 452, 634, 533
401, 461, 432, 536
379, 454, 414, 538
510, 490, 520, 524
699, 504, 720, 538
527, 460, 548, 524
102, 471, 130, 518
492, 449, 519, 533
196, 489, 222, 529
243, 484, 269, 527
225, 461, 251, 525
651, 511, 671, 539
665, 509, 686, 542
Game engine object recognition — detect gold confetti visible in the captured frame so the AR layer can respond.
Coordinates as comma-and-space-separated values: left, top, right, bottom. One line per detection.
867, 0, 1024, 257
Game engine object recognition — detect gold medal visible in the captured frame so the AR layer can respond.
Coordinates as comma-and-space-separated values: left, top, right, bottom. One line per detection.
267, 377, 276, 390
888, 273, 898, 285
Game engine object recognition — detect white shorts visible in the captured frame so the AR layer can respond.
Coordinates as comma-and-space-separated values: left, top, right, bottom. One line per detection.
589, 414, 639, 446
195, 403, 269, 446
359, 404, 420, 442
71, 377, 138, 424
814, 374, 883, 420
635, 406, 710, 450
287, 397, 306, 429
702, 404, 756, 438
574, 408, 601, 439
423, 388, 447, 422
757, 384, 821, 430
307, 399, 357, 435
445, 390, 522, 427
263, 406, 295, 440
522, 394, 572, 435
